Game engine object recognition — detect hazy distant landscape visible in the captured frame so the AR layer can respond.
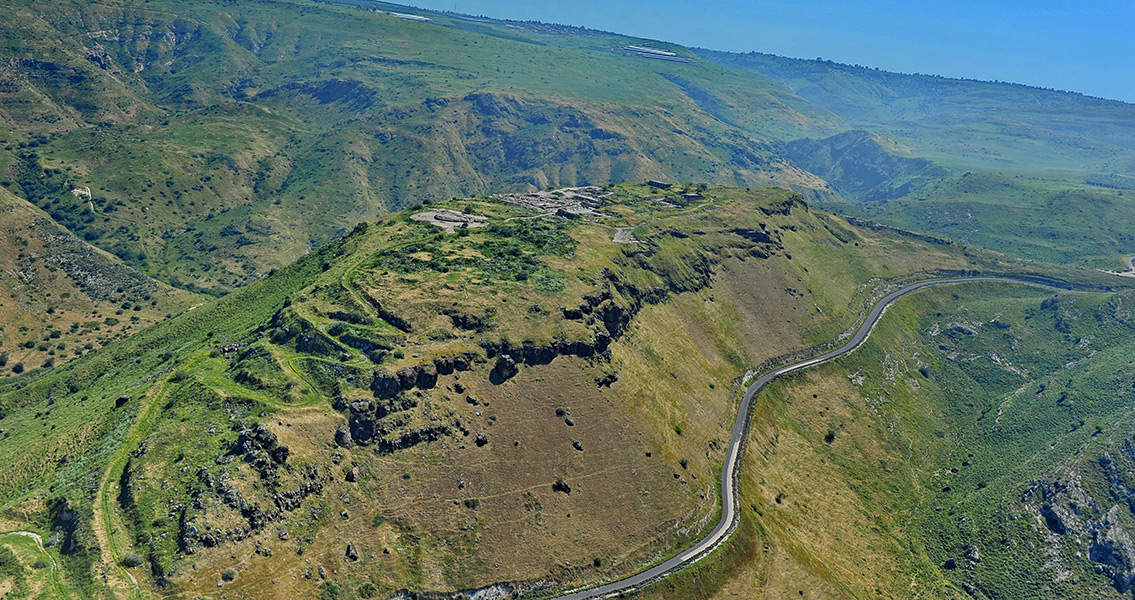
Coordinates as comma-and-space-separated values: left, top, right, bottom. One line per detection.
0, 1, 1134, 599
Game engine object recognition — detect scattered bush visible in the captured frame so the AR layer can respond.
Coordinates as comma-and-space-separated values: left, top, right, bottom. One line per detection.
122, 552, 144, 568
221, 568, 236, 582
358, 582, 378, 599
464, 498, 480, 509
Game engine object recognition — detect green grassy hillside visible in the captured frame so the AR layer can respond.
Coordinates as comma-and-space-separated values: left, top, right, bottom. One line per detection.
698, 50, 1135, 269
0, 0, 847, 296
630, 281, 1135, 600
0, 186, 199, 375
0, 183, 1075, 599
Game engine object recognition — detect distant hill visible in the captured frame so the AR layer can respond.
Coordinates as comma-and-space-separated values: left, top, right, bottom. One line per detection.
0, 0, 846, 296
696, 49, 1135, 175
697, 49, 1135, 269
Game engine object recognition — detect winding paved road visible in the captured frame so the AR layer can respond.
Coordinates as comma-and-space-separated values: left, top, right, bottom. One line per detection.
552, 276, 1090, 600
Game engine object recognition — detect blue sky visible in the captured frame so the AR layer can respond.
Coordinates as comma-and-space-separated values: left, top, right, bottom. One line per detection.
400, 1, 1135, 102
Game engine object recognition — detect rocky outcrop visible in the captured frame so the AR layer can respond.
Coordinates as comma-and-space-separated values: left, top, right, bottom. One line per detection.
490, 354, 518, 384
228, 422, 290, 479
1022, 457, 1135, 594
377, 424, 452, 455
371, 353, 477, 398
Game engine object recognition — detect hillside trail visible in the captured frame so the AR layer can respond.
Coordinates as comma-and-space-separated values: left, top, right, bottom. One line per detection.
0, 530, 69, 598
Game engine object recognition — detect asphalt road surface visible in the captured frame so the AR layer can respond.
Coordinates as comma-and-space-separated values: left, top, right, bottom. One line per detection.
551, 276, 1085, 600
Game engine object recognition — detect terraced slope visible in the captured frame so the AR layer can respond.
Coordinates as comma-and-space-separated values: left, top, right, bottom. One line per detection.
0, 184, 1079, 599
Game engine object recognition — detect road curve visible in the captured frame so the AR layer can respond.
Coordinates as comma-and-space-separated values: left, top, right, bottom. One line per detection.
551, 276, 1087, 600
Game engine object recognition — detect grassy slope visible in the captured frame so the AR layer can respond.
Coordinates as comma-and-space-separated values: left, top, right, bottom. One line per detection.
697, 50, 1135, 270
0, 0, 846, 296
0, 183, 1085, 599
634, 281, 1135, 599
0, 185, 198, 375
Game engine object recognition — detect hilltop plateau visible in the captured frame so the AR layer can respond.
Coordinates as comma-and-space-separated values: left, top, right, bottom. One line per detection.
0, 183, 1078, 599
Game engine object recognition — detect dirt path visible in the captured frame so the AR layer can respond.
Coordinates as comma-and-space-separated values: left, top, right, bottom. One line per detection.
0, 530, 69, 598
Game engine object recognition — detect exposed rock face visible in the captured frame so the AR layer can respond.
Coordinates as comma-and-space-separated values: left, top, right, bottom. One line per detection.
228, 422, 290, 479
371, 371, 400, 399
1022, 457, 1135, 594
371, 354, 477, 398
490, 354, 518, 384
346, 397, 418, 445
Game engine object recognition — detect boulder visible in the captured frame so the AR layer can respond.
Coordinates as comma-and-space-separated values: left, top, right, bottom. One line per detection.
490, 355, 518, 384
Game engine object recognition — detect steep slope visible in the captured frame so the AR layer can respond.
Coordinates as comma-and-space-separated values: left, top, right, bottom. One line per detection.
637, 281, 1135, 600
780, 130, 949, 202
0, 185, 198, 375
0, 0, 845, 295
0, 184, 1078, 599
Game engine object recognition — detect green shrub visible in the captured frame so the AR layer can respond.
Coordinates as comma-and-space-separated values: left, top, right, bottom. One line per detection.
358, 582, 378, 598
122, 552, 144, 568
221, 568, 236, 582
464, 498, 480, 509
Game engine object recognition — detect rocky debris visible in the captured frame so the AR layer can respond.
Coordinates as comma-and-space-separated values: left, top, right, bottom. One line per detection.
335, 427, 353, 447
564, 417, 575, 427
595, 371, 618, 387
490, 354, 519, 384
552, 479, 571, 494
378, 424, 452, 455
495, 185, 611, 216
964, 545, 981, 564
179, 462, 324, 556
346, 543, 359, 561
572, 440, 583, 451
227, 422, 290, 479
411, 209, 490, 233
346, 466, 365, 482
475, 433, 489, 447
318, 565, 327, 579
